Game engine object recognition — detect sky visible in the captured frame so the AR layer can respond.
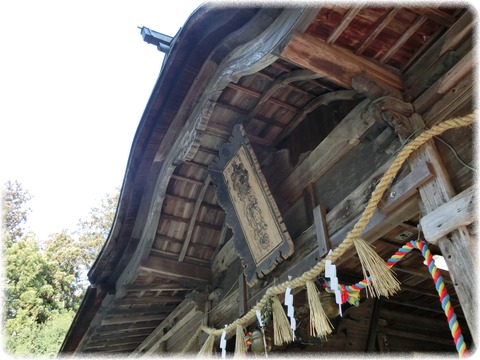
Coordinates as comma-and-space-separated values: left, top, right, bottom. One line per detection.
0, 0, 203, 240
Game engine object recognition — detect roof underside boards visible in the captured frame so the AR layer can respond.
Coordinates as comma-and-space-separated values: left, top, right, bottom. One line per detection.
60, 4, 475, 355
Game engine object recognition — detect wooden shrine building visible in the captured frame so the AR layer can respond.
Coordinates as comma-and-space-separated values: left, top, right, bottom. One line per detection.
60, 2, 476, 356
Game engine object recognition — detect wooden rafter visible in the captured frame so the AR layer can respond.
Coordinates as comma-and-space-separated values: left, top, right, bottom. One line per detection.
247, 69, 320, 118
215, 101, 286, 128
274, 99, 375, 208
160, 213, 222, 231
379, 15, 427, 63
355, 8, 400, 55
274, 89, 359, 145
327, 6, 362, 44
409, 8, 457, 26
226, 82, 301, 113
178, 175, 212, 262
281, 32, 403, 91
139, 255, 211, 282
123, 283, 191, 292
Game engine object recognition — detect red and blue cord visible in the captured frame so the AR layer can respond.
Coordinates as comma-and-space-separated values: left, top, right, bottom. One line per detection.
325, 239, 469, 357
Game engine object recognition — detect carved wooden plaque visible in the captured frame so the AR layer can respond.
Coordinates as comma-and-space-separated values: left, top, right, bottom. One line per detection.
209, 124, 294, 286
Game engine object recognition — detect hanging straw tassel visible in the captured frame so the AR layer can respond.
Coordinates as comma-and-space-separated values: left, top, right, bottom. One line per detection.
234, 324, 246, 357
305, 280, 333, 338
271, 295, 293, 346
353, 238, 401, 298
197, 332, 215, 358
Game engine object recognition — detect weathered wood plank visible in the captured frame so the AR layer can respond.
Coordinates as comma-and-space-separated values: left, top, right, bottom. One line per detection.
140, 255, 211, 283
211, 236, 236, 276
413, 50, 473, 114
420, 186, 475, 244
355, 8, 400, 55
274, 99, 377, 209
100, 314, 166, 326
403, 11, 473, 88
281, 32, 403, 90
380, 15, 427, 63
275, 90, 359, 144
421, 73, 473, 126
407, 113, 476, 343
113, 296, 184, 306
313, 205, 330, 258
178, 175, 212, 262
327, 6, 362, 44
132, 292, 206, 355
378, 163, 433, 214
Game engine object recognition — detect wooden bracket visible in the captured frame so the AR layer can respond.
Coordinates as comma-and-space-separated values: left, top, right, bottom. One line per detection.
313, 205, 330, 258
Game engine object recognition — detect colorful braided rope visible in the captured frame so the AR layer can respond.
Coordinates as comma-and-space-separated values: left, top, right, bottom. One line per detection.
327, 239, 469, 357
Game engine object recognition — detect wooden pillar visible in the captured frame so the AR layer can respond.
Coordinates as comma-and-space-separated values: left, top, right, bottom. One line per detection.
407, 113, 476, 343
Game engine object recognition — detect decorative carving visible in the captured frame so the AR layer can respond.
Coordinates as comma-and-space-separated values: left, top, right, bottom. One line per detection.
209, 124, 294, 286
368, 96, 415, 137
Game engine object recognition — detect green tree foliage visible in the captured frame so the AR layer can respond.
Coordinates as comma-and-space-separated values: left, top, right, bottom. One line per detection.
1, 180, 32, 247
1, 182, 119, 355
76, 189, 119, 268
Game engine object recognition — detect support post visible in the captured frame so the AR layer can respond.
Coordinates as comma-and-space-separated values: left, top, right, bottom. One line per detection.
407, 113, 476, 343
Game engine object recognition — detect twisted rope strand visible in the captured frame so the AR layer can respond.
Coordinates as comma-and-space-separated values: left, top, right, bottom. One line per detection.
193, 114, 474, 351
334, 240, 468, 357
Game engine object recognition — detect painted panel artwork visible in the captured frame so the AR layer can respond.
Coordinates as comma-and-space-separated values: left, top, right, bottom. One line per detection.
209, 124, 294, 286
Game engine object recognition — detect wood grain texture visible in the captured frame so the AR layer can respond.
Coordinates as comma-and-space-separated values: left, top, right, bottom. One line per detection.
420, 186, 475, 244
281, 32, 403, 90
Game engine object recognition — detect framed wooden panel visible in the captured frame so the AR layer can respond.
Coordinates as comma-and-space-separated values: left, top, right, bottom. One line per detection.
209, 124, 294, 286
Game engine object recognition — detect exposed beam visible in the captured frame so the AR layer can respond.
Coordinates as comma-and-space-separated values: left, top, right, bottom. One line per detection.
179, 175, 212, 262
123, 283, 191, 293
382, 298, 449, 316
409, 8, 457, 26
101, 314, 166, 326
140, 255, 211, 283
380, 16, 427, 63
274, 99, 378, 209
215, 101, 287, 128
420, 186, 475, 244
275, 90, 359, 145
132, 293, 206, 355
327, 6, 361, 44
113, 296, 185, 306
355, 8, 399, 55
171, 174, 203, 186
382, 328, 455, 346
281, 31, 403, 91
247, 69, 320, 120
413, 50, 473, 115
403, 11, 473, 87
226, 82, 301, 113
160, 213, 223, 232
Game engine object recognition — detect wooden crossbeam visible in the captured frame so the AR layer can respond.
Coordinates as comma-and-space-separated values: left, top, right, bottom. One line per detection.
100, 314, 165, 326
327, 6, 361, 44
113, 296, 185, 306
280, 31, 403, 91
226, 82, 301, 113
132, 293, 206, 355
379, 15, 427, 63
179, 175, 211, 262
420, 186, 475, 244
274, 90, 359, 145
274, 99, 380, 209
140, 255, 211, 283
246, 69, 320, 122
355, 9, 399, 55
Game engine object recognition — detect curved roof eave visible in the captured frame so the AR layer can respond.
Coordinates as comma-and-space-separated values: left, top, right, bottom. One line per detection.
87, 5, 260, 285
